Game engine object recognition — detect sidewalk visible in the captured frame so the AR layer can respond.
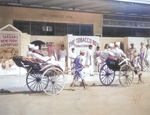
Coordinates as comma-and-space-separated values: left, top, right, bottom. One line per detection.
0, 71, 149, 92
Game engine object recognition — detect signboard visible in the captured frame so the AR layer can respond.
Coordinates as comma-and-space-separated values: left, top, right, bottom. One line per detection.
67, 35, 99, 72
0, 24, 21, 76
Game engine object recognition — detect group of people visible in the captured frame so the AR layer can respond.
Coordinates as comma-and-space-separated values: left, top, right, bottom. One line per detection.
25, 41, 148, 91
127, 42, 150, 71
26, 44, 60, 66
70, 42, 147, 90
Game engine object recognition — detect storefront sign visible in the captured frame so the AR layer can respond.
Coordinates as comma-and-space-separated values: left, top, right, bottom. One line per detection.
67, 36, 99, 71
0, 24, 21, 76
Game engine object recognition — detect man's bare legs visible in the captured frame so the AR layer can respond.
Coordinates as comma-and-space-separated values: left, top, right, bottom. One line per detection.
82, 79, 86, 89
70, 79, 88, 90
70, 80, 75, 91
137, 73, 144, 84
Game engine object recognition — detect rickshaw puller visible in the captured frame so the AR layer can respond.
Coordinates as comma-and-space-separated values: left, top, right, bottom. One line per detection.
70, 50, 88, 91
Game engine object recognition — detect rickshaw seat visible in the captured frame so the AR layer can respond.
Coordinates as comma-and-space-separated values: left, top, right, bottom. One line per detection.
106, 58, 120, 71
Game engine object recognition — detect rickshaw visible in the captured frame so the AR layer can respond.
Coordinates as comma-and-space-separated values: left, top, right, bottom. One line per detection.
13, 56, 65, 95
99, 57, 135, 87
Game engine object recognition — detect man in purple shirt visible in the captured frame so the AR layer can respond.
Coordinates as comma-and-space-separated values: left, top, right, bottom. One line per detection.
47, 42, 58, 61
70, 50, 88, 91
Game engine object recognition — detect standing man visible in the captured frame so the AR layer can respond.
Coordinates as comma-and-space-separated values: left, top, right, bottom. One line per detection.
145, 44, 150, 71
139, 42, 146, 71
58, 45, 67, 72
86, 45, 94, 76
47, 42, 58, 61
69, 48, 76, 75
127, 43, 137, 64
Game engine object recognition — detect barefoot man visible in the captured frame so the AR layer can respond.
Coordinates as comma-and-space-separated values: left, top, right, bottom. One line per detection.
70, 50, 88, 90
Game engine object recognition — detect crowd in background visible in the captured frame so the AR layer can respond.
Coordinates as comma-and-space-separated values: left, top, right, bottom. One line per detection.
25, 41, 149, 91
26, 41, 150, 75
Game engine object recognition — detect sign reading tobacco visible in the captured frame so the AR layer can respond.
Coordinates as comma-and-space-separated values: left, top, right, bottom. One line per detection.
67, 36, 100, 72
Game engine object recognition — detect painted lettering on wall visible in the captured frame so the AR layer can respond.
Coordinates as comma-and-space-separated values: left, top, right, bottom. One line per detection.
41, 13, 72, 19
0, 34, 19, 47
69, 37, 99, 47
41, 42, 52, 51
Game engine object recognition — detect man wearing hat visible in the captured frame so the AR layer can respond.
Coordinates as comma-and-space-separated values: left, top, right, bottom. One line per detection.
127, 43, 137, 64
70, 50, 87, 90
140, 42, 146, 71
27, 44, 35, 58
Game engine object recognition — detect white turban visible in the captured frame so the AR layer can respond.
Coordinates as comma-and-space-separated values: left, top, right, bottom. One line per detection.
33, 46, 39, 50
80, 50, 86, 54
28, 44, 35, 49
108, 43, 114, 48
115, 42, 120, 46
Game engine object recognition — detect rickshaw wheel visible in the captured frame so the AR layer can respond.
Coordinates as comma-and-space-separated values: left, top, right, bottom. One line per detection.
26, 69, 48, 92
119, 64, 134, 87
42, 67, 65, 95
99, 64, 115, 86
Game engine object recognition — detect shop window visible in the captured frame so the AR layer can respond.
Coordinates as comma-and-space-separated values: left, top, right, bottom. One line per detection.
45, 23, 54, 35
31, 22, 46, 35
14, 21, 94, 36
54, 23, 67, 36
80, 25, 93, 35
67, 24, 80, 35
13, 21, 30, 34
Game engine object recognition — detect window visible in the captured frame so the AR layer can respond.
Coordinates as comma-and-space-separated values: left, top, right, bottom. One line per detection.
67, 24, 79, 35
54, 23, 67, 36
45, 23, 54, 35
31, 22, 46, 35
80, 25, 93, 35
13, 21, 30, 34
13, 21, 93, 36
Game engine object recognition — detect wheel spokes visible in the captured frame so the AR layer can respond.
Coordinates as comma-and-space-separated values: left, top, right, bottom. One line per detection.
100, 64, 115, 86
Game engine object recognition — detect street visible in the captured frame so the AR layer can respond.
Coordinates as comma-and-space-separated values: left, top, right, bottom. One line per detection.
0, 73, 150, 115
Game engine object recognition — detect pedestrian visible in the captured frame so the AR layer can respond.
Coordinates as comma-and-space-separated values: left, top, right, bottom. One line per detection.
94, 46, 101, 72
139, 42, 146, 71
70, 50, 88, 91
85, 45, 94, 76
69, 48, 76, 75
47, 42, 58, 61
58, 45, 67, 72
145, 44, 150, 71
127, 43, 137, 64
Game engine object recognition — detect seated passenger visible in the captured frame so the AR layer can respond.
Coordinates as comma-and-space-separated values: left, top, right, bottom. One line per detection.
106, 42, 126, 70
108, 42, 126, 60
96, 43, 114, 61
27, 44, 35, 58
32, 46, 61, 67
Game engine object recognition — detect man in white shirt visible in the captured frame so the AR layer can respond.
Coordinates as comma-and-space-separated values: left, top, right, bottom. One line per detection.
145, 44, 150, 71
85, 45, 94, 76
140, 42, 146, 71
69, 48, 76, 74
58, 45, 67, 72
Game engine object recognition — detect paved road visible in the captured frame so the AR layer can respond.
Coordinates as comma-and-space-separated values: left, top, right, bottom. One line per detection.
0, 74, 150, 115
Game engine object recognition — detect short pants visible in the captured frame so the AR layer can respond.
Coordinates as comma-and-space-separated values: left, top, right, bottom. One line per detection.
74, 70, 85, 81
